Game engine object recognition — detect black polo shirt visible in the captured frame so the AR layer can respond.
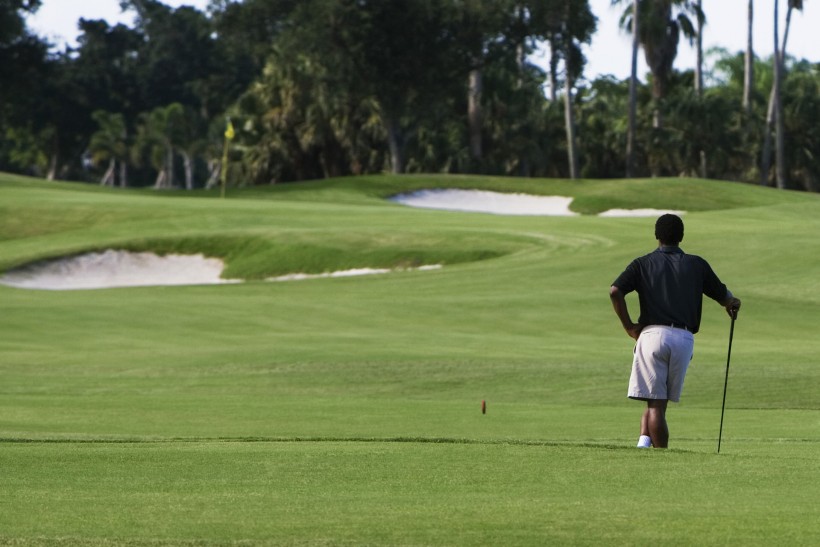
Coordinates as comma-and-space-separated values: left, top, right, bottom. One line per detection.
612, 246, 728, 334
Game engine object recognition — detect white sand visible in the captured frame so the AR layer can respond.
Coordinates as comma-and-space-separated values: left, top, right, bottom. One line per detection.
390, 189, 578, 216
0, 250, 442, 290
390, 188, 684, 217
0, 250, 239, 290
268, 264, 441, 282
599, 208, 686, 217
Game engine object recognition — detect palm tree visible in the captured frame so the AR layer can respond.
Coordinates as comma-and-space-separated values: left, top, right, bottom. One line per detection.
760, 0, 803, 188
626, 0, 640, 177
133, 103, 186, 189
694, 0, 704, 96
89, 111, 129, 187
555, 0, 595, 179
172, 105, 207, 190
563, 30, 580, 179
743, 0, 754, 115
773, 0, 786, 188
468, 67, 483, 162
547, 34, 560, 103
615, 0, 702, 128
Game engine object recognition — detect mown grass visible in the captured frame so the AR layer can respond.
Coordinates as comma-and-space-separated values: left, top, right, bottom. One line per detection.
3, 440, 819, 546
1, 172, 819, 545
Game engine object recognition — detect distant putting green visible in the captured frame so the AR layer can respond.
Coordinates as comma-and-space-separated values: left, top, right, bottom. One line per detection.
1, 172, 819, 545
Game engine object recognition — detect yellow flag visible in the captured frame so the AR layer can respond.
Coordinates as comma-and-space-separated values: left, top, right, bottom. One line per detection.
224, 119, 235, 140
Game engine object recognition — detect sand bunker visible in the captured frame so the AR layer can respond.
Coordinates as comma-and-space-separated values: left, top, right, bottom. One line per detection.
390, 189, 578, 216
0, 250, 239, 290
390, 189, 684, 217
0, 250, 442, 290
268, 265, 441, 282
599, 208, 686, 217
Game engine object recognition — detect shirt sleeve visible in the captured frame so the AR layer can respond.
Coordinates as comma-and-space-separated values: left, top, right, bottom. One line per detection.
701, 258, 729, 302
612, 259, 640, 294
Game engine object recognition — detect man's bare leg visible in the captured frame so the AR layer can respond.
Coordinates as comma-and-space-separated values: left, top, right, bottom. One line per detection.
646, 399, 669, 448
636, 408, 653, 447
641, 408, 650, 436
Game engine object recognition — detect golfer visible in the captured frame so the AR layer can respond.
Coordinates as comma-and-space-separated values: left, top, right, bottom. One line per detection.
609, 214, 741, 449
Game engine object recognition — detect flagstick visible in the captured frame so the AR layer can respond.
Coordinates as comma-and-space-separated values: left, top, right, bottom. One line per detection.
220, 118, 235, 199
220, 137, 229, 199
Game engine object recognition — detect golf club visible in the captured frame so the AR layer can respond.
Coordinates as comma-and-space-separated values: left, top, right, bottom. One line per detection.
717, 311, 737, 454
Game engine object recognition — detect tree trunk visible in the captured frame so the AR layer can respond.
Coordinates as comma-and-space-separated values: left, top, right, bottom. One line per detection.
563, 41, 579, 180
694, 0, 704, 97
626, 0, 639, 178
514, 38, 530, 177
651, 79, 664, 129
773, 2, 786, 189
101, 159, 116, 186
760, 89, 775, 185
761, 2, 792, 187
781, 4, 794, 62
154, 169, 167, 189
47, 152, 59, 181
119, 160, 128, 188
384, 116, 404, 174
643, 1, 676, 130
694, 0, 706, 176
182, 150, 194, 190
468, 68, 483, 161
743, 0, 754, 115
152, 145, 176, 189
515, 41, 525, 89
167, 146, 176, 188
548, 36, 559, 103
119, 127, 128, 188
206, 159, 220, 189
153, 144, 174, 189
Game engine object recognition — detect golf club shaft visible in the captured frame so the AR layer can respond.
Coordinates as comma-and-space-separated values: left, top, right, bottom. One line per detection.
717, 313, 736, 454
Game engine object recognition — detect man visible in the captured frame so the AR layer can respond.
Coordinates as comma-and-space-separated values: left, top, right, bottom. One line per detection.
609, 214, 741, 449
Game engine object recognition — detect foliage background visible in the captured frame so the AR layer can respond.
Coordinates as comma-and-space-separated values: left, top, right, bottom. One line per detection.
1, 0, 817, 190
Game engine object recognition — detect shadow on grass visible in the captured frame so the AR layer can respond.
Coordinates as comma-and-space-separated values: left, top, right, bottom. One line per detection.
0, 435, 714, 453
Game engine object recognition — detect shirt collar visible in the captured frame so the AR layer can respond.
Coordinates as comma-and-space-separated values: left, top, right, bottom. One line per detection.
658, 245, 683, 254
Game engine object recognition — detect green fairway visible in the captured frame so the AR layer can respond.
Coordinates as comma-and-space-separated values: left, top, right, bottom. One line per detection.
1, 173, 819, 545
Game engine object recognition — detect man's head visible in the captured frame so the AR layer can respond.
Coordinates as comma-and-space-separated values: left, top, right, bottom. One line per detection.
655, 214, 684, 245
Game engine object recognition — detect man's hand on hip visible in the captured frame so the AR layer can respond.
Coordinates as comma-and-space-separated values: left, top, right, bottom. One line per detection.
626, 322, 644, 340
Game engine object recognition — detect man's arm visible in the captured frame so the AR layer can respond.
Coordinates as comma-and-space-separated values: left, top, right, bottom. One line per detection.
719, 290, 742, 319
609, 285, 643, 340
701, 259, 741, 319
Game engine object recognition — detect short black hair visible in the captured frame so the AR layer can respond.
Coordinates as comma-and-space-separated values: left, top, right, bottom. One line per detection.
655, 214, 684, 245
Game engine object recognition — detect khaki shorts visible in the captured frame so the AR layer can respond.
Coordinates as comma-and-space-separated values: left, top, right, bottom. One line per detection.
628, 325, 695, 403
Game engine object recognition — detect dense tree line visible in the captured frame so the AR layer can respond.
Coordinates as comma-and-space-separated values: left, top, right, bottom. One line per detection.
0, 0, 817, 190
